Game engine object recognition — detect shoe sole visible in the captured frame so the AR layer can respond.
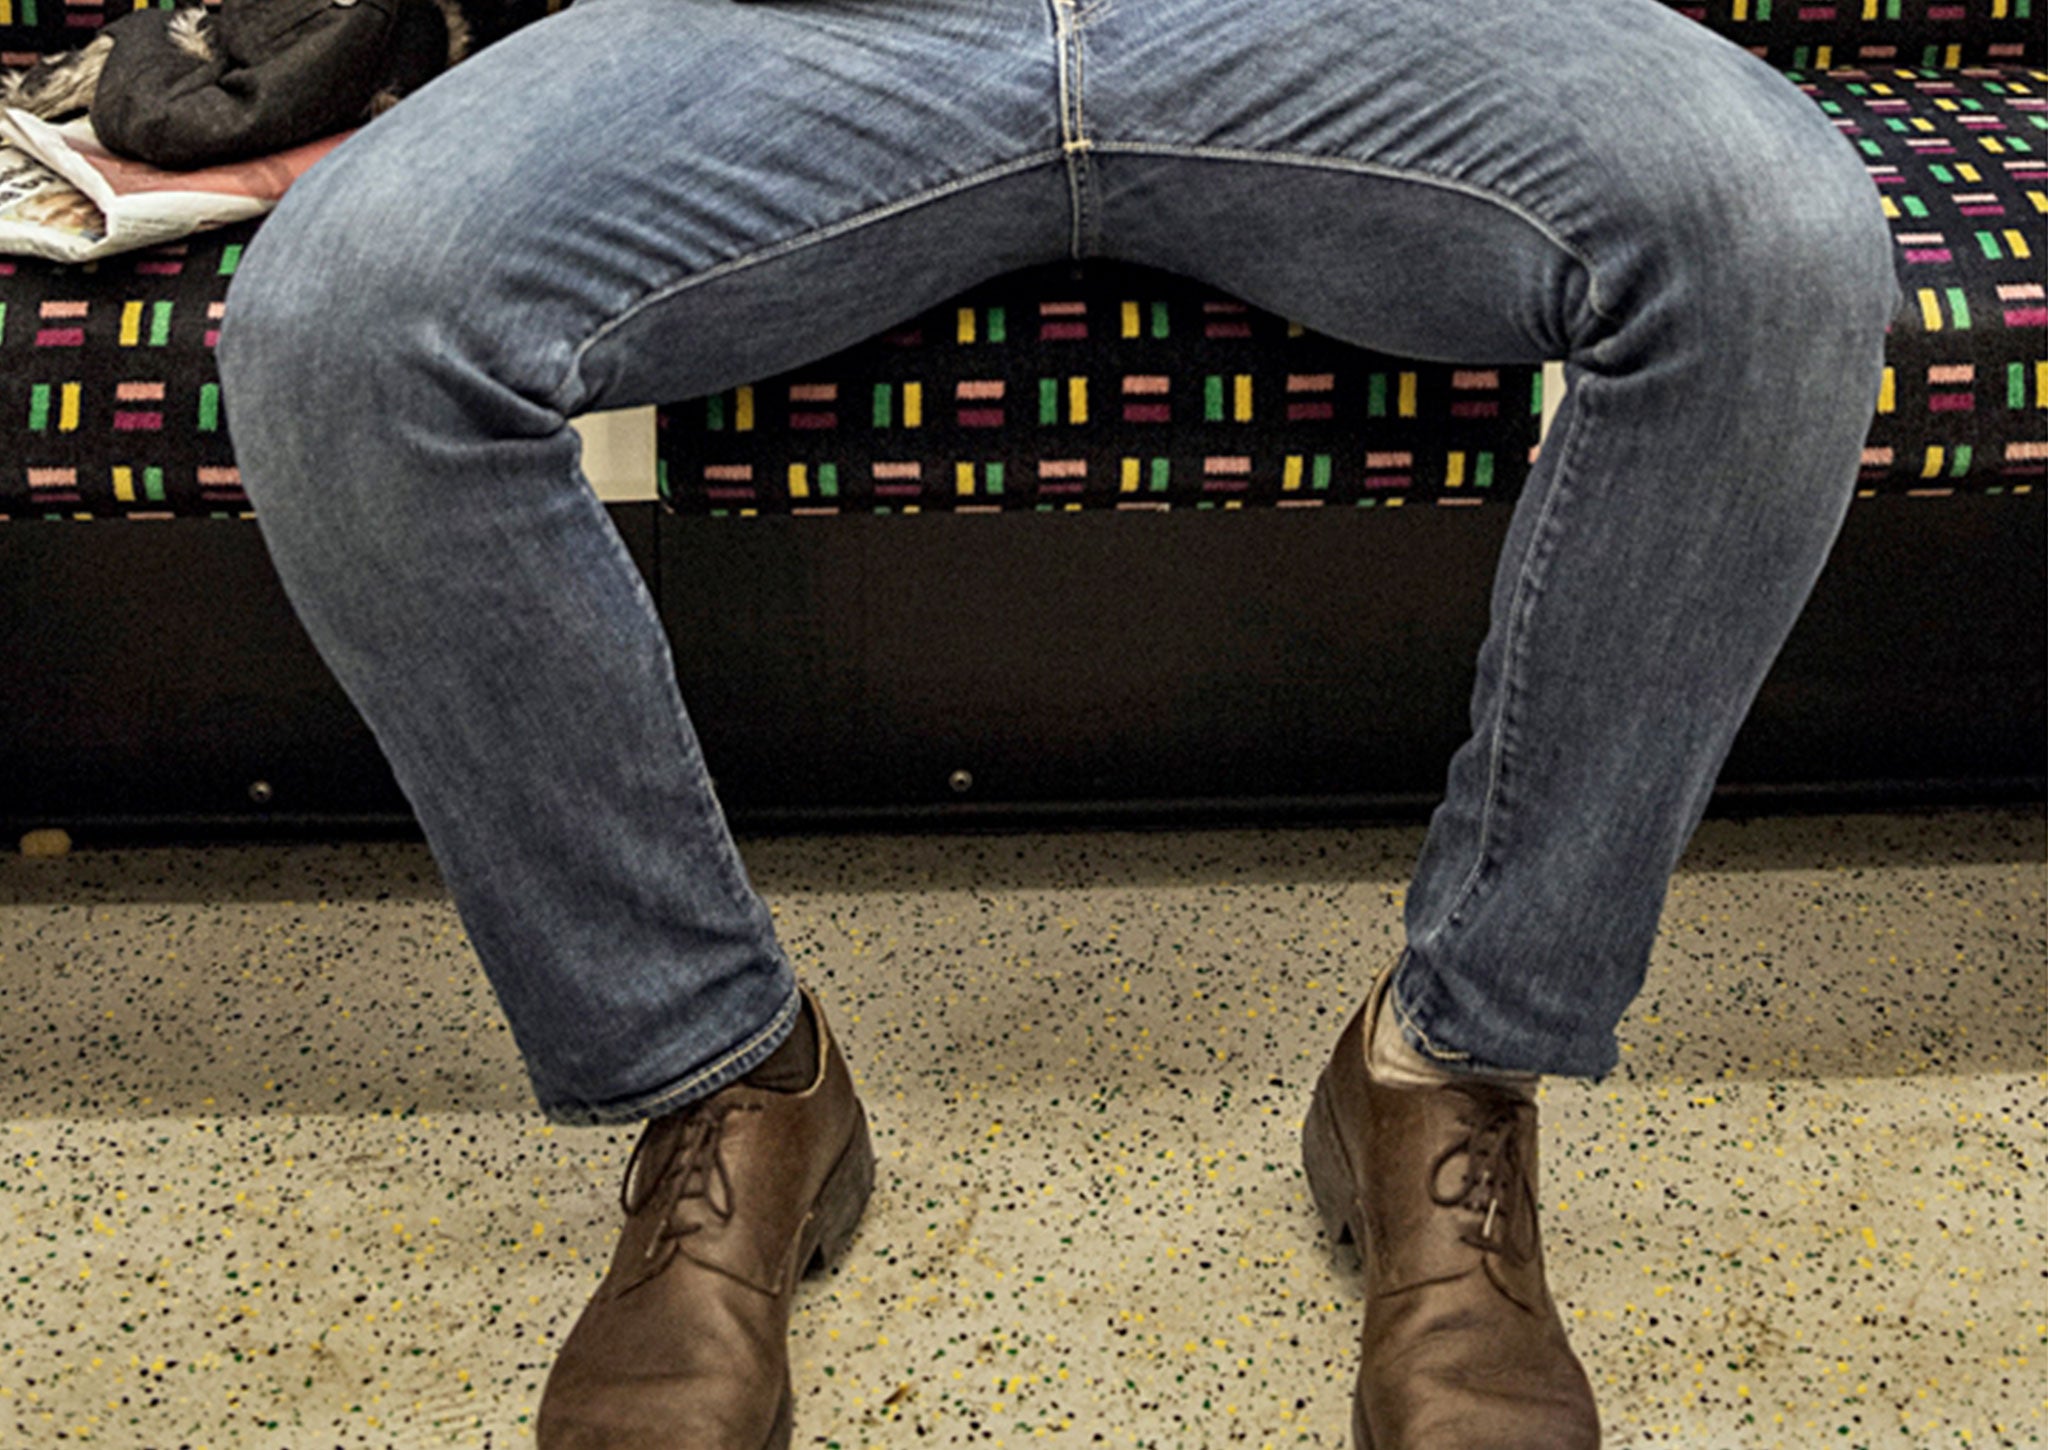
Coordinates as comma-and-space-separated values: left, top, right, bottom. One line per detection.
1303, 1073, 1382, 1450
764, 1104, 877, 1450
1302, 1072, 1360, 1256
804, 1104, 877, 1277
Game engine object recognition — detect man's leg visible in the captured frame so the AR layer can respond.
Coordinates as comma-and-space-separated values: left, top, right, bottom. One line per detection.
214, 1, 1069, 1443
1076, 0, 1902, 1443
218, 0, 1068, 1124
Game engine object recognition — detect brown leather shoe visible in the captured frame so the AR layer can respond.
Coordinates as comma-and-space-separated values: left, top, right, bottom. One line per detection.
1303, 966, 1600, 1449
537, 987, 874, 1449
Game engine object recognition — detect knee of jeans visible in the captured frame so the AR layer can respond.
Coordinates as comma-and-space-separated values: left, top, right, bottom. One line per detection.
1701, 112, 1903, 344
218, 145, 546, 453
1581, 57, 1905, 351
220, 159, 373, 388
1741, 142, 1903, 343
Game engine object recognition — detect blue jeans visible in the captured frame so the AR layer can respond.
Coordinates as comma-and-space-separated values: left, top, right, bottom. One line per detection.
215, 0, 1903, 1124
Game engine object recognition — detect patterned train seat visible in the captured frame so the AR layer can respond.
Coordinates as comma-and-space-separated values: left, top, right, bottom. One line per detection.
0, 2, 2042, 518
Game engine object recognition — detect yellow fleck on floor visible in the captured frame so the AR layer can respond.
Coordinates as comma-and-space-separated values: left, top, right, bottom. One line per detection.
1, 807, 2041, 1448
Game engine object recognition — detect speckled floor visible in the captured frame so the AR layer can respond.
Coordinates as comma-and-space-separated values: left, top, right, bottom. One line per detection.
1, 807, 2041, 1450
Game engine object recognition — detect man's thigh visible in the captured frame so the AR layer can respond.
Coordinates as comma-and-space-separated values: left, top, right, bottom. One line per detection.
1077, 0, 1878, 357
233, 0, 1076, 414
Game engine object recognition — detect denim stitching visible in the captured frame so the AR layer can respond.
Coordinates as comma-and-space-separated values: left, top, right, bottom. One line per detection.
554, 150, 1067, 416
1051, 0, 1094, 259
677, 711, 758, 910
1389, 956, 1473, 1067
556, 984, 802, 1125
1418, 388, 1591, 1014
1086, 140, 1622, 330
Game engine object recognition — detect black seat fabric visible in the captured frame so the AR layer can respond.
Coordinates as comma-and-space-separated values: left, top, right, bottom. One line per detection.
659, 262, 1546, 517
1, 221, 257, 519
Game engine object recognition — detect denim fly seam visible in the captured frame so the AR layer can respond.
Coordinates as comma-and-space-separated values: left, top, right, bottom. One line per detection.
1052, 0, 1102, 259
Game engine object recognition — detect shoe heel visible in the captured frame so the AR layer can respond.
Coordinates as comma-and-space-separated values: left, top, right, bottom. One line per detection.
805, 1107, 875, 1276
1301, 1076, 1357, 1251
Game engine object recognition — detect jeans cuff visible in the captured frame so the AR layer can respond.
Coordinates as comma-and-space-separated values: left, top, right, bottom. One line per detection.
536, 983, 803, 1126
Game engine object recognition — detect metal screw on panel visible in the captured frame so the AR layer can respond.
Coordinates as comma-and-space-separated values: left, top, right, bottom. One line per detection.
948, 769, 974, 794
248, 780, 275, 805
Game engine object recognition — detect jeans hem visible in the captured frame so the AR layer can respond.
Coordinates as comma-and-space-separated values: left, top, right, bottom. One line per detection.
1388, 948, 1481, 1069
1394, 947, 1618, 1082
536, 982, 804, 1127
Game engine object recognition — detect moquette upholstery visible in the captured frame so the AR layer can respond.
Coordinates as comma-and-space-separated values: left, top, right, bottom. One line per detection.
1, 0, 2041, 836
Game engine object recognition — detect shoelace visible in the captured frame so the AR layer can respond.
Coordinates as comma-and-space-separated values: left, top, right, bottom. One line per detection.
614, 1100, 762, 1295
1427, 1088, 1536, 1268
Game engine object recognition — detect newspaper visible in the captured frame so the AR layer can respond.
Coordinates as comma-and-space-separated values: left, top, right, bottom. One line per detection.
0, 108, 352, 263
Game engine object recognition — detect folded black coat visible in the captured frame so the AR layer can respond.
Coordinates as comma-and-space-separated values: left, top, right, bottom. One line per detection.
90, 0, 452, 169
